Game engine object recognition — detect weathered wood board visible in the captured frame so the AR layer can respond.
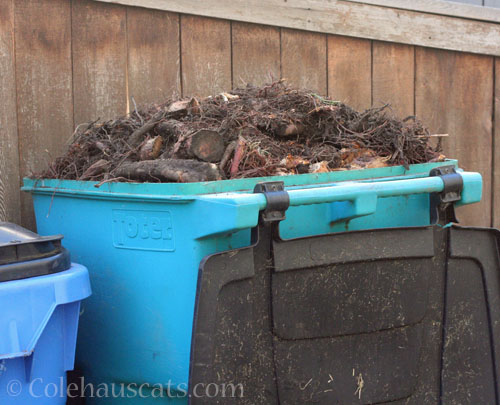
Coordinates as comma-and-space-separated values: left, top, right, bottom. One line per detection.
0, 0, 20, 224
449, 0, 482, 5
96, 0, 500, 56
346, 0, 500, 22
372, 42, 414, 118
180, 15, 231, 97
15, 0, 73, 230
327, 35, 371, 111
72, 0, 128, 125
232, 22, 280, 88
127, 8, 181, 104
415, 48, 494, 227
281, 28, 327, 95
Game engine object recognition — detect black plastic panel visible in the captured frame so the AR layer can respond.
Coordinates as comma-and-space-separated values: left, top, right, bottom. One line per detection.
274, 325, 423, 403
189, 225, 500, 404
441, 227, 500, 404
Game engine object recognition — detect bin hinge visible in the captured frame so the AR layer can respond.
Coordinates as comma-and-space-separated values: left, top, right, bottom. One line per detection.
429, 165, 463, 224
254, 181, 290, 223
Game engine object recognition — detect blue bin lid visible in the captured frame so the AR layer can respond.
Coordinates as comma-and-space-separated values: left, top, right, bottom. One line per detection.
0, 223, 70, 282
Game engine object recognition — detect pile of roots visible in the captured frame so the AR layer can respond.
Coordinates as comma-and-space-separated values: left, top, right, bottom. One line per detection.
37, 81, 444, 184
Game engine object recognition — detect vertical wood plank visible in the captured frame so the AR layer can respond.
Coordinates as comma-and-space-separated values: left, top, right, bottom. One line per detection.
127, 7, 181, 104
232, 22, 280, 88
181, 15, 231, 97
327, 35, 371, 111
72, 0, 127, 125
373, 42, 415, 118
415, 48, 493, 226
494, 58, 499, 228
15, 0, 73, 230
282, 29, 327, 95
0, 0, 20, 223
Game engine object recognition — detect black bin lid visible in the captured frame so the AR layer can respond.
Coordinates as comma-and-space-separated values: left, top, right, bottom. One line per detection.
0, 222, 71, 282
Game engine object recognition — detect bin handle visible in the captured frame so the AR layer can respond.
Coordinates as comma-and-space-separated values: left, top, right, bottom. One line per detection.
288, 170, 480, 204
287, 176, 441, 206
195, 171, 482, 238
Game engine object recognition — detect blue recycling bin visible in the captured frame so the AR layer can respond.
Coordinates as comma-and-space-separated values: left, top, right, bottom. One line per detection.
0, 223, 91, 404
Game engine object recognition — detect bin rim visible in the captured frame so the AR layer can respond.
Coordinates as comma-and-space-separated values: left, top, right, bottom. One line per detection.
22, 159, 458, 200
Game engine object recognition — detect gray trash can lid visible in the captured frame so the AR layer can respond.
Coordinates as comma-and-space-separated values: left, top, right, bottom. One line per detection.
0, 222, 70, 281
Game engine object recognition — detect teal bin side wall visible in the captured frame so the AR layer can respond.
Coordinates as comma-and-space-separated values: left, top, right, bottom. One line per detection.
23, 160, 482, 402
30, 196, 244, 388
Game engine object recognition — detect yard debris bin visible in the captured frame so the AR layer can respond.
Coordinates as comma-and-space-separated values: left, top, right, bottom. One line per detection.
23, 160, 500, 404
0, 223, 91, 404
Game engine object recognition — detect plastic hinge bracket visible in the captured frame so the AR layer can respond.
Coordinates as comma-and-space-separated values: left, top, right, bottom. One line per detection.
253, 181, 290, 223
429, 165, 464, 224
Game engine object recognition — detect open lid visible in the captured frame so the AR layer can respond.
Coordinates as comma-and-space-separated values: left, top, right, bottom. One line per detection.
189, 182, 500, 404
0, 222, 70, 282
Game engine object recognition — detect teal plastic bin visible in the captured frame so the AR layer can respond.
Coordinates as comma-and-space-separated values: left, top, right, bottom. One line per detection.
22, 160, 482, 403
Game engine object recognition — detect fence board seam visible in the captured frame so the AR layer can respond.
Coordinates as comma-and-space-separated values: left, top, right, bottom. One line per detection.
70, 0, 75, 130
324, 34, 328, 98
178, 13, 183, 97
125, 6, 130, 114
13, 0, 21, 214
370, 40, 374, 107
493, 58, 498, 227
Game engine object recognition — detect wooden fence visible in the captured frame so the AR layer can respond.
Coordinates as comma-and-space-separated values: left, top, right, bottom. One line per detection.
0, 0, 498, 230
